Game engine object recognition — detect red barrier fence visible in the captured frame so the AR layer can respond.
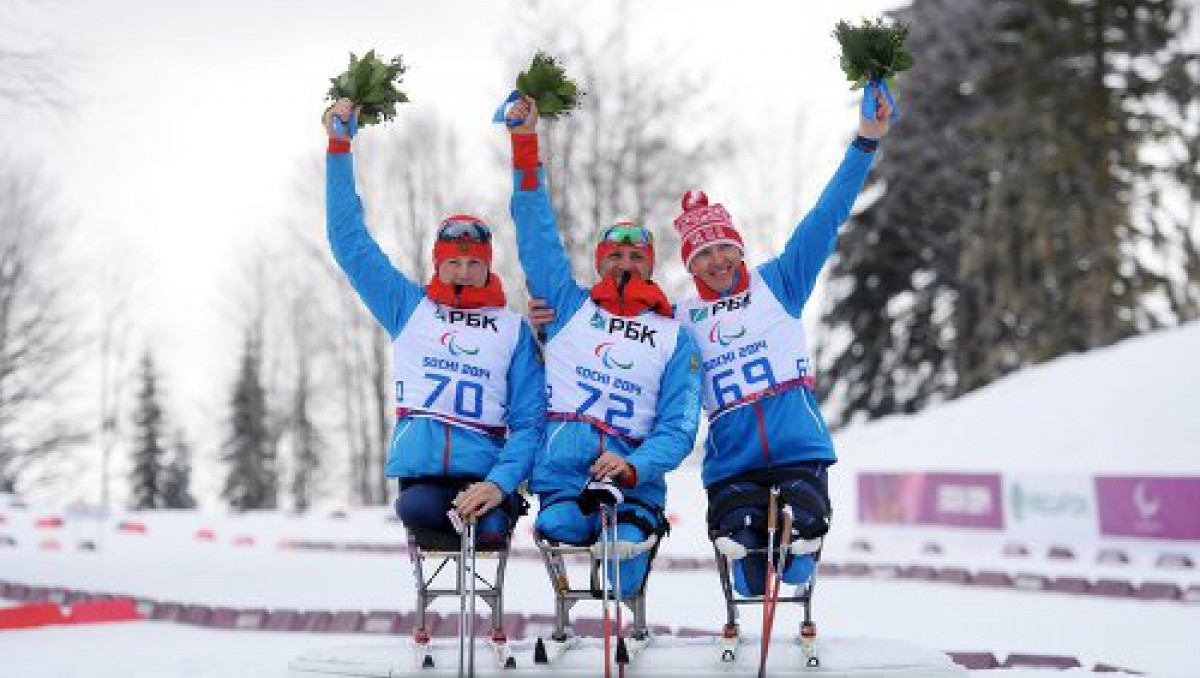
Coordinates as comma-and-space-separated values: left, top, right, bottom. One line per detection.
0, 597, 141, 630
0, 578, 1144, 674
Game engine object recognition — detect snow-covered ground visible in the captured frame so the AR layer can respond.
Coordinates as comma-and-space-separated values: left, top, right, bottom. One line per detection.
832, 321, 1200, 475
2, 324, 1198, 677
2, 494, 1197, 677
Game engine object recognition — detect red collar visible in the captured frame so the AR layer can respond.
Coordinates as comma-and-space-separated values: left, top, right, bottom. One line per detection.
590, 274, 673, 318
425, 274, 507, 309
693, 262, 750, 301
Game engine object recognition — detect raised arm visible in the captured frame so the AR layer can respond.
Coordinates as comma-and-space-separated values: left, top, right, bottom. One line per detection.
760, 90, 893, 316
506, 96, 587, 339
324, 100, 424, 337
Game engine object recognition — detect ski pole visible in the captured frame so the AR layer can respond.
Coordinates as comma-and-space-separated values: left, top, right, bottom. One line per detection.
761, 505, 793, 676
467, 521, 477, 678
600, 507, 614, 678
458, 515, 469, 678
612, 506, 628, 675
758, 488, 779, 678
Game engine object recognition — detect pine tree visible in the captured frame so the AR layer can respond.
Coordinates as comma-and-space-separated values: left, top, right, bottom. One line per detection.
822, 0, 998, 424
1157, 22, 1200, 319
288, 374, 323, 514
220, 335, 275, 511
954, 0, 1191, 393
822, 0, 1198, 423
161, 427, 196, 509
128, 352, 164, 509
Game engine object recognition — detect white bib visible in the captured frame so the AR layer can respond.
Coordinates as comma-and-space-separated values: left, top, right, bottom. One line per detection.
677, 270, 812, 417
392, 299, 522, 432
545, 299, 681, 439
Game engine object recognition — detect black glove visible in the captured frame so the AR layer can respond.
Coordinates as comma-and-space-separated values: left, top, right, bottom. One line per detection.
577, 479, 624, 514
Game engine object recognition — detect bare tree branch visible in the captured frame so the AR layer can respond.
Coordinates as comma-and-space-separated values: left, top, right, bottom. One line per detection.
0, 158, 85, 492
0, 0, 74, 112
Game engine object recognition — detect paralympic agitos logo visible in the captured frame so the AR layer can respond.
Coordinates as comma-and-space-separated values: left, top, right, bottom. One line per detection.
594, 342, 633, 370
708, 320, 747, 346
440, 331, 480, 357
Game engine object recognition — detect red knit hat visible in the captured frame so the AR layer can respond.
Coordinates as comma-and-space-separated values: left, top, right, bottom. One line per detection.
673, 191, 743, 269
433, 214, 493, 267
594, 216, 655, 275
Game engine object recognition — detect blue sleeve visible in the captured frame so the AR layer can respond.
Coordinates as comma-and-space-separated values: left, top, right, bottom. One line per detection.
624, 328, 702, 486
509, 168, 588, 340
759, 144, 875, 316
485, 323, 546, 495
327, 152, 425, 337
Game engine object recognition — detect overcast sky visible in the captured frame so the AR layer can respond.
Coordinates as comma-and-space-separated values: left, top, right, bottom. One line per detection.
4, 0, 903, 502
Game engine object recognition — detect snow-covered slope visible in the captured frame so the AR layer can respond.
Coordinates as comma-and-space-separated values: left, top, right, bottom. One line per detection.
832, 321, 1200, 473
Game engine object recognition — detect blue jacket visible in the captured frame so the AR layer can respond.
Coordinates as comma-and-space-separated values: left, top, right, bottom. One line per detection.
326, 152, 544, 495
509, 168, 701, 510
701, 143, 875, 488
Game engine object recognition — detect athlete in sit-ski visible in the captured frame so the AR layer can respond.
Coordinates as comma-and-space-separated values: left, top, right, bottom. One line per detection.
324, 98, 544, 545
673, 91, 894, 596
506, 95, 701, 597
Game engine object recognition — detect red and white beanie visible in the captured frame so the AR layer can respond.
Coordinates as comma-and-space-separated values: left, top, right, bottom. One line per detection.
673, 191, 744, 269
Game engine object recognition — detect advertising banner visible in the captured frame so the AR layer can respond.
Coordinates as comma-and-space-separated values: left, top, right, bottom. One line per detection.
1004, 473, 1099, 541
1095, 476, 1200, 541
858, 472, 1004, 530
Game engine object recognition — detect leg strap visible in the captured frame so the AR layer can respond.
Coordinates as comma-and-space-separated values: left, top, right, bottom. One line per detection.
706, 463, 831, 538
617, 496, 670, 538
399, 477, 527, 550
538, 494, 669, 547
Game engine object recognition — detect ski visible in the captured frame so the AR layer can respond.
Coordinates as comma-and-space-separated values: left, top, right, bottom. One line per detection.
618, 632, 651, 664
410, 634, 515, 671
533, 634, 578, 665
719, 623, 740, 662
488, 633, 517, 670
414, 628, 435, 668
800, 620, 820, 668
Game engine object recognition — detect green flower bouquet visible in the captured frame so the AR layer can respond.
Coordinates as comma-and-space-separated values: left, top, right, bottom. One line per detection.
833, 18, 913, 120
326, 50, 409, 128
495, 51, 583, 126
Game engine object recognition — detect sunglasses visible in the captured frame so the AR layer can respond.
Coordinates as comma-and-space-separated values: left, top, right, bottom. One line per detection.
437, 218, 492, 244
600, 225, 653, 247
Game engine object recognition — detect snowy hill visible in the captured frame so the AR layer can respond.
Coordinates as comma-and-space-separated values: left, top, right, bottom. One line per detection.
832, 321, 1200, 473
817, 322, 1200, 555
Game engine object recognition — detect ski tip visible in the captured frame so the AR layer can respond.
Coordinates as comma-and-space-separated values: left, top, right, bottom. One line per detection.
533, 638, 548, 664
421, 655, 435, 668
807, 656, 821, 668
505, 656, 517, 669
721, 649, 736, 662
615, 638, 630, 664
